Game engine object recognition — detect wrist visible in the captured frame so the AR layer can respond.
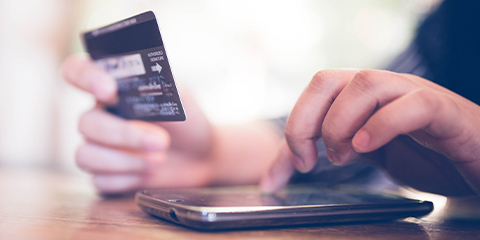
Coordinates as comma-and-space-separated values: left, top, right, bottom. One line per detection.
208, 121, 283, 186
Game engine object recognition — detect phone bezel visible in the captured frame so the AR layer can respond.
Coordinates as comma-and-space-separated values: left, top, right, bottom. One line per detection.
135, 186, 434, 230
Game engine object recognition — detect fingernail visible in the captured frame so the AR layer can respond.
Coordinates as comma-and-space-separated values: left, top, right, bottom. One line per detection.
353, 129, 370, 151
326, 147, 341, 165
259, 176, 274, 193
143, 134, 167, 151
293, 155, 308, 172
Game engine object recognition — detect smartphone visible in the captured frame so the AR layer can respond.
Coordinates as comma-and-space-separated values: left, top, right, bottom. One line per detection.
135, 184, 433, 230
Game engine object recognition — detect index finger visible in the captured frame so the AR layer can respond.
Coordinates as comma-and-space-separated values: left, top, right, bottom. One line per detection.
62, 54, 117, 103
285, 69, 357, 172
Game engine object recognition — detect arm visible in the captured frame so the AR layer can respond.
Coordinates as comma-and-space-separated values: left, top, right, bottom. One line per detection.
63, 54, 281, 194
262, 69, 480, 196
209, 122, 281, 185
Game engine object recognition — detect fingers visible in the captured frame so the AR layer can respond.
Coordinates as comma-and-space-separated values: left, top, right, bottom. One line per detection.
286, 69, 447, 172
76, 108, 173, 194
79, 108, 171, 151
76, 143, 166, 174
352, 88, 460, 154
62, 54, 117, 103
285, 69, 358, 172
321, 70, 419, 164
259, 140, 295, 193
76, 132, 168, 194
77, 143, 152, 194
88, 150, 215, 194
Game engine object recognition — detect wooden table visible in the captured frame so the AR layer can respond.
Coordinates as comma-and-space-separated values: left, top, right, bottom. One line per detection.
1, 167, 479, 240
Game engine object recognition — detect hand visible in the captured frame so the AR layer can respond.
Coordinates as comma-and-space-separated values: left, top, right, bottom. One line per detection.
261, 69, 480, 196
63, 54, 281, 194
62, 54, 216, 194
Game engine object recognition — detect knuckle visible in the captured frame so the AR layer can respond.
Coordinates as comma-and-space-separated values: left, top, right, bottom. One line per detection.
309, 69, 338, 92
312, 69, 335, 82
350, 69, 381, 91
321, 117, 351, 152
320, 119, 333, 139
412, 88, 441, 113
321, 119, 339, 145
284, 120, 309, 143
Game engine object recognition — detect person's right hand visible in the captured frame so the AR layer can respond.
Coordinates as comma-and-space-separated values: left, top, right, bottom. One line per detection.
62, 54, 217, 194
261, 69, 480, 196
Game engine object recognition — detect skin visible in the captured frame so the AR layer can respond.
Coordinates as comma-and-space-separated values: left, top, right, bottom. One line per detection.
260, 69, 480, 197
63, 54, 480, 197
62, 54, 282, 194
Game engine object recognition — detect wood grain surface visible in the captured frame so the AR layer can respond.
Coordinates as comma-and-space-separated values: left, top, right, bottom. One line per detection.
0, 167, 479, 240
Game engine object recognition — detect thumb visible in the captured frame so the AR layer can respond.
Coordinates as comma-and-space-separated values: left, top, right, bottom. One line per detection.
260, 139, 295, 193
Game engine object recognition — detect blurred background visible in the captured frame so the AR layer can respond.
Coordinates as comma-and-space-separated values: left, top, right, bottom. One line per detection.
0, 0, 441, 172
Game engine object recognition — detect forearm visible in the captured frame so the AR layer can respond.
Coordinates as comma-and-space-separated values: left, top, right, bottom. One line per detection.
209, 121, 283, 186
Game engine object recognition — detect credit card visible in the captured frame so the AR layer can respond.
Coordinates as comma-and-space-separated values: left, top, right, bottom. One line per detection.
82, 11, 186, 121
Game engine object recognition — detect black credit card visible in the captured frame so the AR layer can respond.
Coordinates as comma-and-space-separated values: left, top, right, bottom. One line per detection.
83, 11, 186, 121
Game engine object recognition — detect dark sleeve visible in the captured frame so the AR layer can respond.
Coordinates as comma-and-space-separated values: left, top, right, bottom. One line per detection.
269, 0, 480, 189
387, 0, 480, 105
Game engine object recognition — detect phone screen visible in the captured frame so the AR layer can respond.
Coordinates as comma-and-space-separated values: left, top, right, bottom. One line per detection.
142, 184, 412, 207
